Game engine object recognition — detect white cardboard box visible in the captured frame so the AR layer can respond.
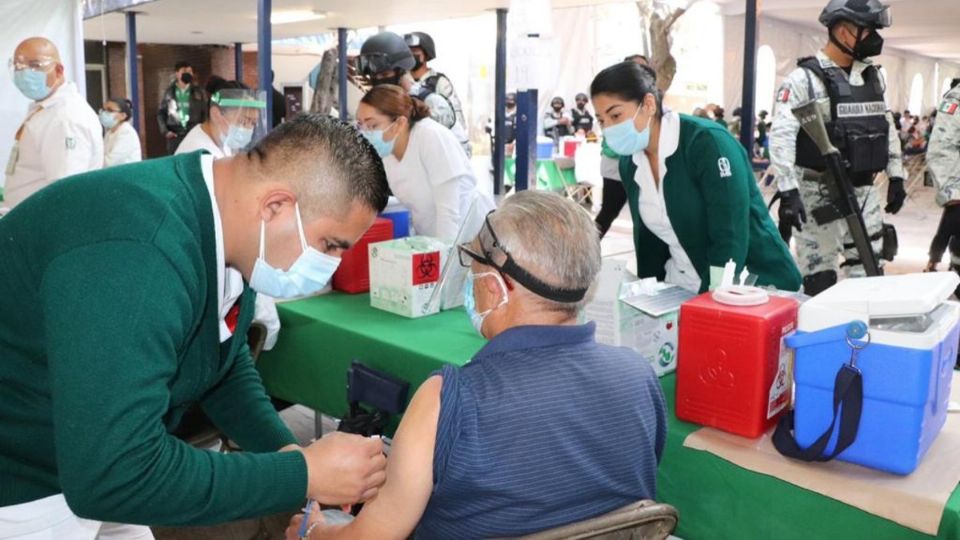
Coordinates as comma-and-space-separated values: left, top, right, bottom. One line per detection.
583, 260, 680, 376
369, 236, 449, 318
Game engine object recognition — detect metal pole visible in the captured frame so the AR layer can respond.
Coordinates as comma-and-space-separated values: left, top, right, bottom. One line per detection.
338, 27, 348, 122
234, 42, 243, 82
125, 11, 140, 134
739, 0, 758, 151
493, 8, 508, 195
257, 0, 273, 130
515, 89, 538, 191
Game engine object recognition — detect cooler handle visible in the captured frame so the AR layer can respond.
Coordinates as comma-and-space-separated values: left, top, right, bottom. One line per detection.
773, 364, 863, 462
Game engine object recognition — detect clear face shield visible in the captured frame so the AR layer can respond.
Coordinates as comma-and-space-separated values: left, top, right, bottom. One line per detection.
210, 88, 268, 152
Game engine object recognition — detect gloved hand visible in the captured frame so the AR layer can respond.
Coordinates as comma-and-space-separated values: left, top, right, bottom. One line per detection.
885, 177, 906, 214
778, 189, 807, 232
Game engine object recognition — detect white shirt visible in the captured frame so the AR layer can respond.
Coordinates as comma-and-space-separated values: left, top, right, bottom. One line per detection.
3, 82, 103, 209
631, 111, 701, 292
382, 118, 489, 242
176, 123, 230, 158
198, 154, 281, 347
103, 121, 142, 167
198, 155, 245, 342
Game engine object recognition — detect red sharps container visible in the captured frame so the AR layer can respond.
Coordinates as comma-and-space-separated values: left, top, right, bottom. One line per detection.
676, 286, 799, 438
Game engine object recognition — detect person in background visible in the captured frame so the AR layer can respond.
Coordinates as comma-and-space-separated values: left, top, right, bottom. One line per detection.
0, 114, 388, 537
769, 0, 905, 296
176, 80, 259, 158
358, 31, 471, 156
756, 110, 770, 156
100, 97, 142, 167
405, 31, 468, 145
728, 106, 742, 138
271, 70, 287, 128
713, 106, 728, 128
571, 92, 595, 135
286, 191, 667, 540
3, 37, 102, 212
357, 85, 494, 243
591, 61, 801, 293
924, 78, 960, 281
504, 91, 518, 151
157, 60, 207, 155
595, 54, 651, 239
543, 96, 573, 141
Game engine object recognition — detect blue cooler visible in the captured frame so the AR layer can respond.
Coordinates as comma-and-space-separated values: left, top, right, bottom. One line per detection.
537, 137, 554, 160
380, 197, 411, 238
787, 273, 960, 474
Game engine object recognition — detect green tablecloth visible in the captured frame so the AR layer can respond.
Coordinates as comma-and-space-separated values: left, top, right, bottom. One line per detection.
257, 293, 960, 540
257, 293, 485, 419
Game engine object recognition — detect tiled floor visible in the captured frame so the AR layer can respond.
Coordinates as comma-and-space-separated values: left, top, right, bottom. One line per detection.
154, 164, 942, 538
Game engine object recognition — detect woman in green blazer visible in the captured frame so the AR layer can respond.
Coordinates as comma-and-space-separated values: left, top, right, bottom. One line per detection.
590, 62, 801, 293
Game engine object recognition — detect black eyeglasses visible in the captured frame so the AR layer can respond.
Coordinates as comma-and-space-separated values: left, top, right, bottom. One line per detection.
457, 211, 588, 304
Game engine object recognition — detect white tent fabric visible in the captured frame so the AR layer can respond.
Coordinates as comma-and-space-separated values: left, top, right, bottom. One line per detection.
0, 0, 86, 191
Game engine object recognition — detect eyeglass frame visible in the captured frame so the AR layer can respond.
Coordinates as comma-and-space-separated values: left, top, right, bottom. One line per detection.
456, 211, 588, 304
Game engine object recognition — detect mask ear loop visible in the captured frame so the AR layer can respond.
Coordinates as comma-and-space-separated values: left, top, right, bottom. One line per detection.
294, 202, 309, 253
259, 219, 267, 260
474, 271, 509, 317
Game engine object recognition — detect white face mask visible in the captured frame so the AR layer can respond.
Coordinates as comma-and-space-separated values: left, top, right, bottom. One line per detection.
463, 271, 509, 337
248, 203, 341, 299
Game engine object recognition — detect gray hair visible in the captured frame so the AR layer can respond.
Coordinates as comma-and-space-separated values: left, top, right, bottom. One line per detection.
244, 114, 389, 218
484, 191, 601, 314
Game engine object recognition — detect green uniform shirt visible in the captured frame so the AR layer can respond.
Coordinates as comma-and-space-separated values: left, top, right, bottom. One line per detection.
175, 85, 192, 129
619, 114, 801, 293
0, 153, 306, 525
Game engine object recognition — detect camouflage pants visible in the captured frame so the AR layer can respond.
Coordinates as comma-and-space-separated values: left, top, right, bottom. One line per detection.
795, 179, 884, 278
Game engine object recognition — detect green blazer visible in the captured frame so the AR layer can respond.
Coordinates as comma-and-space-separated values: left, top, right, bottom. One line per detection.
0, 152, 305, 524
619, 114, 801, 293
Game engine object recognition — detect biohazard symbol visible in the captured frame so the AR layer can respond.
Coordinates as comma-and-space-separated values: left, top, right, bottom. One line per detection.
412, 251, 440, 285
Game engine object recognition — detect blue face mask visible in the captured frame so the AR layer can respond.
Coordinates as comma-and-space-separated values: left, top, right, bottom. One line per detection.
249, 203, 341, 299
361, 121, 398, 158
222, 124, 254, 150
13, 69, 52, 102
602, 106, 651, 156
99, 110, 119, 130
463, 272, 508, 337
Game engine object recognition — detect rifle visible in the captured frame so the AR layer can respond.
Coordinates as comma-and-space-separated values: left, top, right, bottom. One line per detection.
792, 99, 881, 276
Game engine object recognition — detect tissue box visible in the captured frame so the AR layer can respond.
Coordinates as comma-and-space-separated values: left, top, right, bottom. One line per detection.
582, 260, 681, 376
585, 298, 679, 377
369, 236, 448, 318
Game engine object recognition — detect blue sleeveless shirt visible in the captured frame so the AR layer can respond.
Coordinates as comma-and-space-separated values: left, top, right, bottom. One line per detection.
415, 323, 667, 539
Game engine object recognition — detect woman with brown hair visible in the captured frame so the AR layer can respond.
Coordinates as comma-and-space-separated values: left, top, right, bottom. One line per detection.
358, 85, 493, 242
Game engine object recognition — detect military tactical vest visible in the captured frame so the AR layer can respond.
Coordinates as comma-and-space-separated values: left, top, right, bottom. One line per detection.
795, 57, 890, 186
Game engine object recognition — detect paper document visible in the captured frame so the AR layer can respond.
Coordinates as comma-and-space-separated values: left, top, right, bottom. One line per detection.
622, 286, 697, 317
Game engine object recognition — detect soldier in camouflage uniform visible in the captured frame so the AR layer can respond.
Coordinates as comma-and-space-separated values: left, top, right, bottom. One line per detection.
358, 32, 471, 156
925, 79, 960, 279
770, 0, 905, 296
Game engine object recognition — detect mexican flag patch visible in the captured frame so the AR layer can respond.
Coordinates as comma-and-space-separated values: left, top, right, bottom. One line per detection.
777, 87, 791, 103
941, 102, 959, 115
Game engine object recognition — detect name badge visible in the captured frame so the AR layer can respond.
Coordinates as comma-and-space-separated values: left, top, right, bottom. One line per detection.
836, 102, 886, 118
5, 143, 18, 176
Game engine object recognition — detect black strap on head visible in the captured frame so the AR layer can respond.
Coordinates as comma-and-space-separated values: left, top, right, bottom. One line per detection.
472, 211, 589, 304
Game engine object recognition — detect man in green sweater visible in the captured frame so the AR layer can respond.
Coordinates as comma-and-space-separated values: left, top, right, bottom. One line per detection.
0, 114, 389, 536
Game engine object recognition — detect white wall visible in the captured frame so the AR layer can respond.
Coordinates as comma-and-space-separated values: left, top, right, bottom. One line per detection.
0, 0, 85, 190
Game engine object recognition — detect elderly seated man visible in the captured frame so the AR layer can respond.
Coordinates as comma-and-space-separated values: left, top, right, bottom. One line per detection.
288, 191, 667, 540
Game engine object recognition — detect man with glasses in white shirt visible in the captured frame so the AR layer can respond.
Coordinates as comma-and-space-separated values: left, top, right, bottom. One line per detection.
3, 37, 102, 212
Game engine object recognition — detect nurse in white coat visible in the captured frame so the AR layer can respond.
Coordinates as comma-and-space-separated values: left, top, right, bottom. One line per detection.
3, 37, 102, 212
176, 81, 261, 159
100, 97, 142, 167
357, 84, 494, 243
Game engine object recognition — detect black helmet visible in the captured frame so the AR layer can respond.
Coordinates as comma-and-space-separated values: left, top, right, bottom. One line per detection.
819, 0, 892, 29
358, 32, 416, 77
404, 32, 436, 61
